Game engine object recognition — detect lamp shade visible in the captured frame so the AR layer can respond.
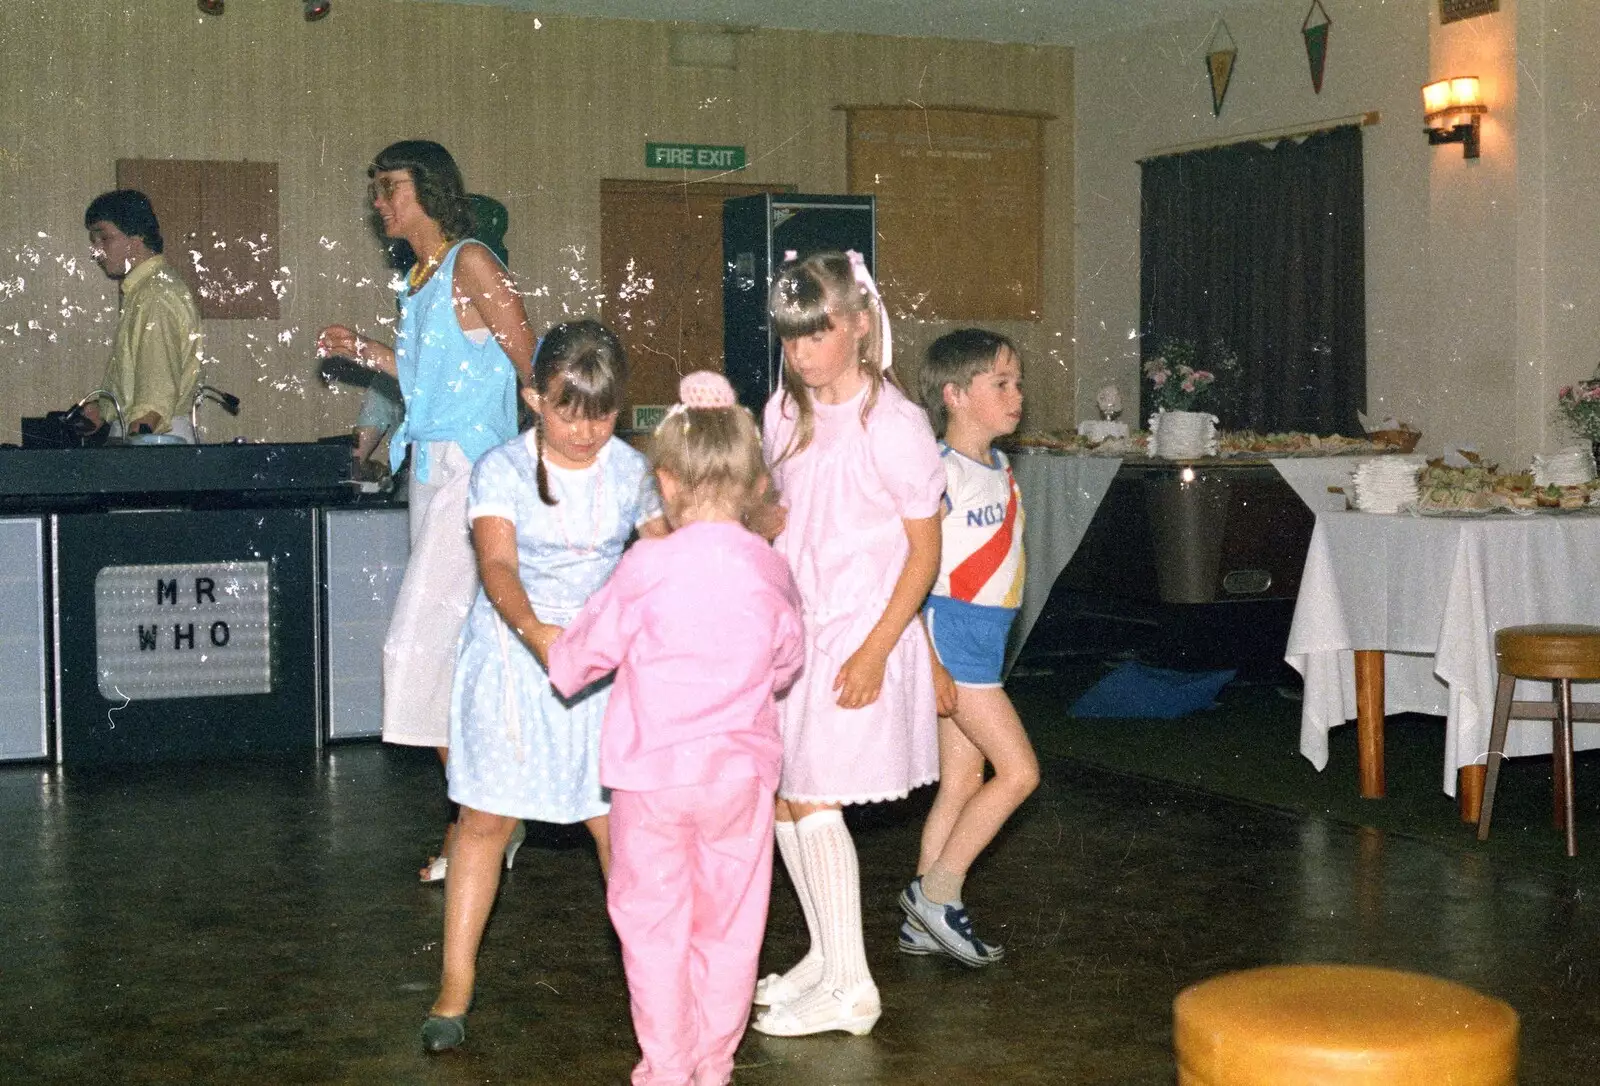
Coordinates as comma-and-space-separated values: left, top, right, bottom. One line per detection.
1423, 76, 1483, 124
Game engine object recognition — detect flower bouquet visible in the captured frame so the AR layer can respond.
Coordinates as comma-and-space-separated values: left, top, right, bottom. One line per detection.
1143, 338, 1236, 413
1143, 338, 1238, 458
1556, 376, 1600, 443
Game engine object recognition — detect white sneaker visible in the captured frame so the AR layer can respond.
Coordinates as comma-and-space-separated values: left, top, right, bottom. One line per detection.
750, 982, 880, 1037
897, 916, 943, 957
898, 877, 1004, 968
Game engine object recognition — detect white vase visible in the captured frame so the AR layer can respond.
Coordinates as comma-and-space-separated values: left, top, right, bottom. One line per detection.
1149, 409, 1218, 459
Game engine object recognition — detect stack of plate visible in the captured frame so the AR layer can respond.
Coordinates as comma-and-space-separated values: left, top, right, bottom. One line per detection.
1077, 420, 1129, 444
1533, 446, 1596, 488
1351, 457, 1423, 513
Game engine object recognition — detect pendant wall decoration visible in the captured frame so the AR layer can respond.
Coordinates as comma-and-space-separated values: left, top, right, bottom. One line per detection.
1204, 19, 1238, 117
1302, 1, 1332, 94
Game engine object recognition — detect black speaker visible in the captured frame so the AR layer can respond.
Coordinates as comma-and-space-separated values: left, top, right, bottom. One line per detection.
722, 194, 875, 416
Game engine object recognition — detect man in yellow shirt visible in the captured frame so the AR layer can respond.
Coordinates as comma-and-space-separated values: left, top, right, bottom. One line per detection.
81, 190, 203, 440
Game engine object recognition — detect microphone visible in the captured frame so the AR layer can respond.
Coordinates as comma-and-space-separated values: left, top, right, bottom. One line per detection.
196, 386, 242, 415
67, 388, 124, 432
189, 385, 241, 438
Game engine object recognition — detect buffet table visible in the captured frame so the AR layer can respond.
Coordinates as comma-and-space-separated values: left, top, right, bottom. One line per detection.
1008, 449, 1363, 669
1286, 509, 1600, 815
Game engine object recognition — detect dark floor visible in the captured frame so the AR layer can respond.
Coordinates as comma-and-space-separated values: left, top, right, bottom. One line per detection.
4, 696, 1600, 1084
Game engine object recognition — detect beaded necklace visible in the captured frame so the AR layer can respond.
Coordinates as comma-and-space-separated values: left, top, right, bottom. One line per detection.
407, 239, 452, 295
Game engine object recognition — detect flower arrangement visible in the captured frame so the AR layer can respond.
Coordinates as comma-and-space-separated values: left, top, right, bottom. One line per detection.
1142, 338, 1238, 413
1556, 376, 1600, 442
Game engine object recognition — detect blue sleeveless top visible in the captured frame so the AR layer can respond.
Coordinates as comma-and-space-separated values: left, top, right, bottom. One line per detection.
389, 240, 519, 482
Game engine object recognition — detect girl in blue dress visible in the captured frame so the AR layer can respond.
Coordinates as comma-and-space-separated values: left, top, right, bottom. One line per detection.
422, 320, 668, 1053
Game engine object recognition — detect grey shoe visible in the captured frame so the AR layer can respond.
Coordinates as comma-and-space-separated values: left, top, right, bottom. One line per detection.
421, 1013, 466, 1053
897, 916, 943, 956
898, 877, 1004, 968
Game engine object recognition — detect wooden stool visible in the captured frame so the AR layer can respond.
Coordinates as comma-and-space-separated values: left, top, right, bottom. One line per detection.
1173, 964, 1517, 1085
1476, 624, 1600, 857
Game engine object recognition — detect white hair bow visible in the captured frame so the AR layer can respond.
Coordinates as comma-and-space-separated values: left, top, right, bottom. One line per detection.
845, 250, 892, 372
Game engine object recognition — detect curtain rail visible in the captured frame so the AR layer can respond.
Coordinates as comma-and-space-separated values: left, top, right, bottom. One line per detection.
1139, 110, 1380, 162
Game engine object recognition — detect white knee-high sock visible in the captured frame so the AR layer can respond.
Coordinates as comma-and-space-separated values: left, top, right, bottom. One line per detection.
795, 809, 872, 997
774, 818, 824, 987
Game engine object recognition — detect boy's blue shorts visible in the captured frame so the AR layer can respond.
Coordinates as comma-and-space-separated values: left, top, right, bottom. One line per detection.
924, 595, 1019, 687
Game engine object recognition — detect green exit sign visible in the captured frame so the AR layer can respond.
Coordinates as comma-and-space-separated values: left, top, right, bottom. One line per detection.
646, 143, 746, 171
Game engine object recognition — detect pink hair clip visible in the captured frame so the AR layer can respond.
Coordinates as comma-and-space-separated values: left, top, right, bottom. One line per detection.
844, 250, 893, 373
782, 249, 799, 262
678, 370, 737, 409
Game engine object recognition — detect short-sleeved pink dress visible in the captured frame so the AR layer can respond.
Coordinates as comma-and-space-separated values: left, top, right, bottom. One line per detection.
763, 381, 946, 805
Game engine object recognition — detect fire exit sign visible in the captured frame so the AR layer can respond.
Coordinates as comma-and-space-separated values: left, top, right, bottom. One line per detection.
646, 143, 746, 170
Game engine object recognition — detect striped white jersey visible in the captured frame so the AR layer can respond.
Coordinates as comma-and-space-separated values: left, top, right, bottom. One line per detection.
931, 444, 1025, 609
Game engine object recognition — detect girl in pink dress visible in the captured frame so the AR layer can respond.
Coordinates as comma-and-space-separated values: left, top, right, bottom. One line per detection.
750, 251, 945, 1037
548, 372, 805, 1086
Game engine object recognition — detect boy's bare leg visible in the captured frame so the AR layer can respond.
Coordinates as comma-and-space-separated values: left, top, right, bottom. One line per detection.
919, 688, 1039, 900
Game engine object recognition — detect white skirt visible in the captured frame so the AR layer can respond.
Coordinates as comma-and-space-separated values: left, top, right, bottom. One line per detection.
381, 442, 478, 748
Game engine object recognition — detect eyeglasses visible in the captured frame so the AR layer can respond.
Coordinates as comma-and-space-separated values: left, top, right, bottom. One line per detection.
368, 177, 414, 202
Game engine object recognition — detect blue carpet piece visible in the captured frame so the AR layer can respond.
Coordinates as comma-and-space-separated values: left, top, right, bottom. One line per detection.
1068, 661, 1236, 719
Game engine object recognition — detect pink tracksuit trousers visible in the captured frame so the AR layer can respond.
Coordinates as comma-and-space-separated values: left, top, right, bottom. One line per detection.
608, 777, 776, 1086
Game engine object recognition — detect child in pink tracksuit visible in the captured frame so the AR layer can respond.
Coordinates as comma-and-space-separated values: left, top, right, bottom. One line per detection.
547, 371, 805, 1086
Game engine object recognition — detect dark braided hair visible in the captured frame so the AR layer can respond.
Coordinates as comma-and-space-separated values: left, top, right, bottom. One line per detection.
530, 320, 627, 505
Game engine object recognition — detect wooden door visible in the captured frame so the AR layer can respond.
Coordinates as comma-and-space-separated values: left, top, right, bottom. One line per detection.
600, 180, 789, 427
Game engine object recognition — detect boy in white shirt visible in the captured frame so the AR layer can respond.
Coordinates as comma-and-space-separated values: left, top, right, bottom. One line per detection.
904, 329, 1041, 967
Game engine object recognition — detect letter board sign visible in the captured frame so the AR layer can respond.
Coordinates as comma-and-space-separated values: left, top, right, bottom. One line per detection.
95, 561, 272, 700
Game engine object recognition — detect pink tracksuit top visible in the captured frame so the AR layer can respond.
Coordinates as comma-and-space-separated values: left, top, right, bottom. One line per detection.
547, 519, 806, 793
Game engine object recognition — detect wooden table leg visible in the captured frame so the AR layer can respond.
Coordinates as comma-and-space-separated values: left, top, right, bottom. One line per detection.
1458, 764, 1485, 824
1354, 650, 1386, 799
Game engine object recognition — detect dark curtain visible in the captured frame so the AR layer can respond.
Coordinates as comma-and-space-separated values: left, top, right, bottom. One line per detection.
1139, 124, 1366, 435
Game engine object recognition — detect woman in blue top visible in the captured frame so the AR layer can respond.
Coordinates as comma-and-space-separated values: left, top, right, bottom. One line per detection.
318, 141, 533, 881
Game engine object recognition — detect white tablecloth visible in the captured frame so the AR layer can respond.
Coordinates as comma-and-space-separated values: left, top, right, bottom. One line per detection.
1269, 457, 1356, 513
1285, 510, 1600, 795
1007, 452, 1123, 666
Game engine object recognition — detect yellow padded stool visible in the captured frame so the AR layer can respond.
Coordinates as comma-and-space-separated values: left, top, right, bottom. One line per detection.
1477, 624, 1600, 857
1173, 964, 1518, 1085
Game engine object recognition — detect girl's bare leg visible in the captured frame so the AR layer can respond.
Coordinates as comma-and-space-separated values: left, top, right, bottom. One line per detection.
585, 813, 612, 880
431, 806, 518, 1017
420, 746, 456, 881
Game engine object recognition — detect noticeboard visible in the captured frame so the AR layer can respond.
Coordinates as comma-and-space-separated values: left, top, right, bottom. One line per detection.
845, 106, 1048, 321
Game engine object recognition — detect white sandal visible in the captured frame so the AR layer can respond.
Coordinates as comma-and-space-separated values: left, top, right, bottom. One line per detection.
421, 821, 526, 883
753, 961, 820, 1007
750, 983, 880, 1037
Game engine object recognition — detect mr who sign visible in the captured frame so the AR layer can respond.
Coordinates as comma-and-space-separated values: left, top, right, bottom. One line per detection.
95, 561, 273, 701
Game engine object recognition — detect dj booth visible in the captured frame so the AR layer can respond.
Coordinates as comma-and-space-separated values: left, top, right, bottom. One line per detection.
0, 443, 409, 766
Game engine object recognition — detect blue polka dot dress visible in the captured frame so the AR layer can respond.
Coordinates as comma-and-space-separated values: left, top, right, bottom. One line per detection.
447, 433, 661, 823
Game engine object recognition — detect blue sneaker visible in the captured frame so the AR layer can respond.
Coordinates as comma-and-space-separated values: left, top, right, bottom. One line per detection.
898, 877, 1004, 968
897, 916, 943, 956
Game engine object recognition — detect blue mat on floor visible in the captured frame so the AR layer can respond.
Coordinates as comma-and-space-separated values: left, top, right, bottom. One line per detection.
1068, 661, 1236, 719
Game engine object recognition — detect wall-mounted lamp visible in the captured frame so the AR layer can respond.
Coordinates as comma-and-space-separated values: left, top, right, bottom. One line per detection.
197, 0, 223, 14
1423, 76, 1485, 158
304, 0, 331, 21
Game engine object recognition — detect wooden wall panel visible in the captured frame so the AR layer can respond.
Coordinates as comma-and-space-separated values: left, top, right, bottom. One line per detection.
0, 0, 1073, 443
116, 159, 281, 320
847, 107, 1048, 321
